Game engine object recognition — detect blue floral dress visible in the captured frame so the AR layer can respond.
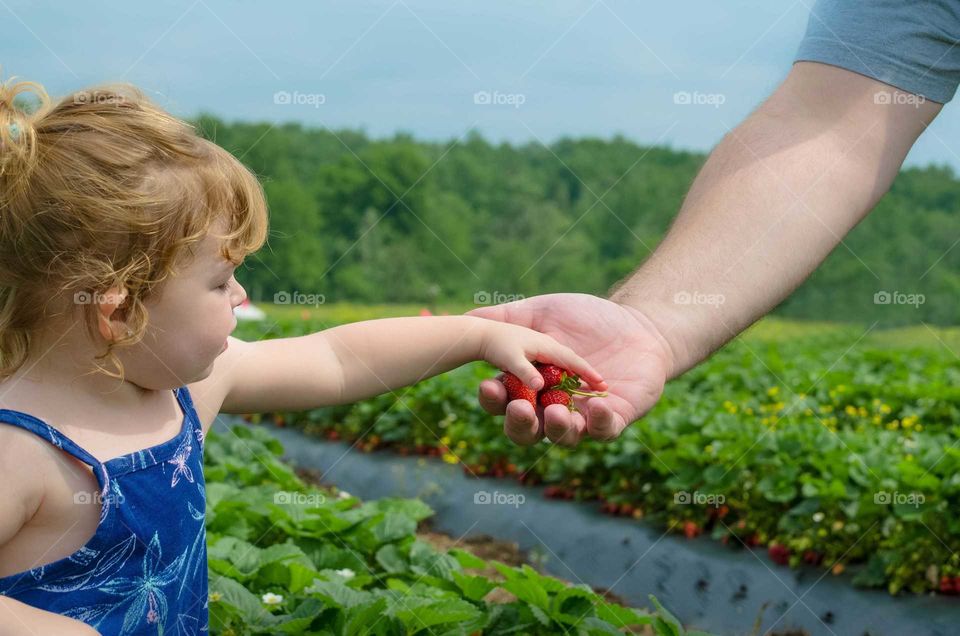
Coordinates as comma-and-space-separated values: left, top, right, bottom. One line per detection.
0, 386, 209, 635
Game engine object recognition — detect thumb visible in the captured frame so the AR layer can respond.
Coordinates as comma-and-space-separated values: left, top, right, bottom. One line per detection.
465, 297, 536, 328
464, 305, 506, 321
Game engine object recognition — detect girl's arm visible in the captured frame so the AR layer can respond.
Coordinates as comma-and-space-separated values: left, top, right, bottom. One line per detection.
0, 597, 100, 635
326, 315, 604, 403
210, 315, 605, 415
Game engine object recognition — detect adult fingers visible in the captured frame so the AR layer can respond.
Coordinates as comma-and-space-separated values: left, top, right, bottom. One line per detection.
583, 397, 629, 441
477, 377, 508, 415
543, 404, 584, 446
504, 399, 542, 446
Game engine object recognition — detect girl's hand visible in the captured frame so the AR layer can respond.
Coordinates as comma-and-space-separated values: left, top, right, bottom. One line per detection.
477, 320, 607, 393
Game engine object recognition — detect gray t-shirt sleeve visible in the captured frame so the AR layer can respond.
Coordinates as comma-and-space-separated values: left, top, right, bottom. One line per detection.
795, 0, 960, 104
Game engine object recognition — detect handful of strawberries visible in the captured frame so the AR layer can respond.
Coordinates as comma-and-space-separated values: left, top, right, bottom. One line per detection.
499, 362, 608, 412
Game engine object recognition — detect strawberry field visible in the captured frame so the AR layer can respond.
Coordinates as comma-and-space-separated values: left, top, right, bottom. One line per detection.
204, 423, 709, 634
236, 312, 960, 599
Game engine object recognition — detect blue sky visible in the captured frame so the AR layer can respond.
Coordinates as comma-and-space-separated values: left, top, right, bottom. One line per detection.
4, 0, 960, 170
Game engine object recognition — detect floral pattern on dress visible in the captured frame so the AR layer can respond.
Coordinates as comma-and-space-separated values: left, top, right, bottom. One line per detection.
0, 386, 209, 634
167, 436, 194, 488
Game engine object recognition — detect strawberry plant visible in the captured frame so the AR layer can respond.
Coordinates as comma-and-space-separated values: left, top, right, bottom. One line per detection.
204, 425, 711, 634
239, 314, 960, 597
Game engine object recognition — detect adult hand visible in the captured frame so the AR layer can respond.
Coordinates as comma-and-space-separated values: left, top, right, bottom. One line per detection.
467, 293, 675, 446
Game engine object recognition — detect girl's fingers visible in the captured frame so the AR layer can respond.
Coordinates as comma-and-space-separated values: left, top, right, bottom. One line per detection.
505, 357, 544, 391
542, 342, 606, 390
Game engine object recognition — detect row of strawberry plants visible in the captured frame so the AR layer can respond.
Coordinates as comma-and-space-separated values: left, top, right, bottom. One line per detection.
204, 424, 709, 634
240, 319, 960, 597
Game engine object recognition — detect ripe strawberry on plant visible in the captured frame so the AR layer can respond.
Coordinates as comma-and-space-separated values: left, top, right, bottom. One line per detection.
940, 576, 960, 595
500, 372, 538, 407
768, 544, 790, 566
802, 550, 823, 566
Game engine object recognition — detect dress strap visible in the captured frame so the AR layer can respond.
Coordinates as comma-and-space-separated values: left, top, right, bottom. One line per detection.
0, 408, 103, 471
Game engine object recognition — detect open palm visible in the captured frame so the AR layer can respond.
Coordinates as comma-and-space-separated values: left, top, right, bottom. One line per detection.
467, 293, 673, 446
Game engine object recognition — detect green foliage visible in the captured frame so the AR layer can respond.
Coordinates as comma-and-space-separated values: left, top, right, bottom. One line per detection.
246, 316, 960, 598
204, 425, 706, 635
201, 120, 960, 325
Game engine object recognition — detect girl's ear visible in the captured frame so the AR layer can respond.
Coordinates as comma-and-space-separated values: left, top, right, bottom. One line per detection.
95, 285, 132, 342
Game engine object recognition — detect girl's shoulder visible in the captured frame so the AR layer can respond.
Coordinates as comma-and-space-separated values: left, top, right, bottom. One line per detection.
0, 425, 48, 544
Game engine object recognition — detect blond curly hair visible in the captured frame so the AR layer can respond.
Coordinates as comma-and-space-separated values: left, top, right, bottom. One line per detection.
0, 73, 269, 381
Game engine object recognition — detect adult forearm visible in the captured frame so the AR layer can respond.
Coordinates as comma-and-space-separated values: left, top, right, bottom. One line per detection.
609, 63, 937, 378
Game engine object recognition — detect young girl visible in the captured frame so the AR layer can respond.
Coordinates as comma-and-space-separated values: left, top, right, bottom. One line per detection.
0, 77, 606, 634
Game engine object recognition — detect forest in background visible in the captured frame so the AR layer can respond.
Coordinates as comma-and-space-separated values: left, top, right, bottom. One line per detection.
198, 115, 960, 325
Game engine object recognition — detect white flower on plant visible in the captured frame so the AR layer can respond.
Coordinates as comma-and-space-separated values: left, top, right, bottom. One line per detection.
812, 512, 825, 523
335, 568, 356, 580
337, 490, 352, 500
261, 592, 284, 605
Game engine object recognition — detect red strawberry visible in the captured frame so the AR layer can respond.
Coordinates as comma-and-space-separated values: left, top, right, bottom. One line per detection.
500, 372, 538, 407
683, 521, 701, 539
768, 544, 790, 566
539, 389, 572, 409
803, 550, 823, 566
940, 576, 955, 594
535, 363, 566, 388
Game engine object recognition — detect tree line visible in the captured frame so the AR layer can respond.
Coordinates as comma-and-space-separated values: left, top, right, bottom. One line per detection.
198, 115, 960, 325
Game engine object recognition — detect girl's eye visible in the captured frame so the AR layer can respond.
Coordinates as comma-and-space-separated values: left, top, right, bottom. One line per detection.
218, 280, 231, 291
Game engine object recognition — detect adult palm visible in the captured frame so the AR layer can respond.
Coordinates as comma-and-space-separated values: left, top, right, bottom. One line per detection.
467, 293, 674, 446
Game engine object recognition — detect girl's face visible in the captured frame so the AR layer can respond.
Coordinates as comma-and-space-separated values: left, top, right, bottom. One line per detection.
116, 224, 247, 390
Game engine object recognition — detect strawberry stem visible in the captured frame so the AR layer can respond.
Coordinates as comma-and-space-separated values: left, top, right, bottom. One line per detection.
568, 389, 609, 398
